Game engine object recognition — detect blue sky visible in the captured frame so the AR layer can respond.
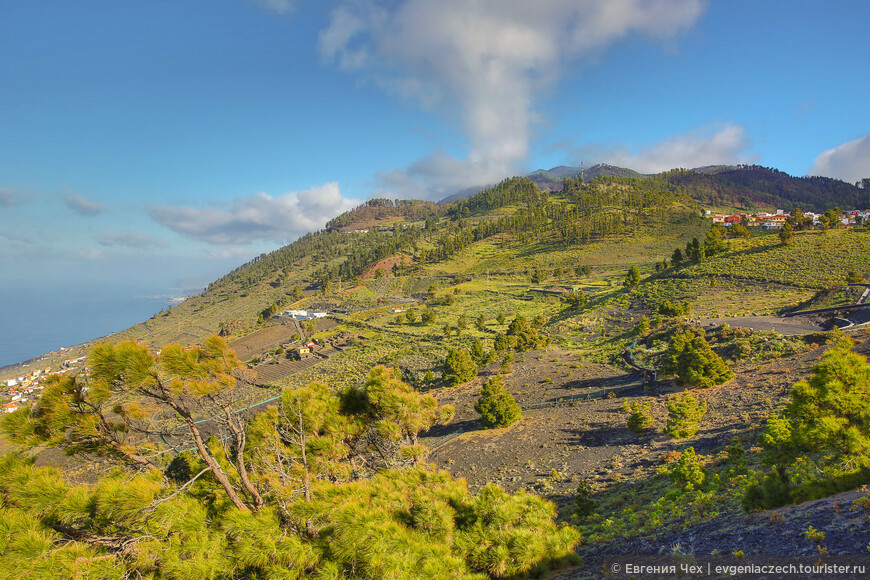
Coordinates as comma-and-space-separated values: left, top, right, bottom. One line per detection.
2, 0, 869, 297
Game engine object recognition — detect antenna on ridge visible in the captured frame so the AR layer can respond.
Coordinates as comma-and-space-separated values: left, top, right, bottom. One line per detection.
580, 161, 584, 184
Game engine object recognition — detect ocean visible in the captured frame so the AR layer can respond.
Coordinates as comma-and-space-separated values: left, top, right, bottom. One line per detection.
0, 283, 180, 369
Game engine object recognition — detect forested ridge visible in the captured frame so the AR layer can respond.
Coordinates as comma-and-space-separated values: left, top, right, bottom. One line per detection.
660, 165, 870, 211
204, 164, 867, 303
205, 173, 700, 300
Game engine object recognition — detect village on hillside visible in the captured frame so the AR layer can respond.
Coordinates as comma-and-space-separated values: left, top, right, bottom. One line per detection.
706, 208, 868, 229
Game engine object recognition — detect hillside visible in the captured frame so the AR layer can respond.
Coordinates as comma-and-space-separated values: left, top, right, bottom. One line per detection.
661, 165, 870, 212
4, 168, 870, 577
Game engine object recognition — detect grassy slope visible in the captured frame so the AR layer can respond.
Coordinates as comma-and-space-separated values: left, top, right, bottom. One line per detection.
7, 180, 870, 569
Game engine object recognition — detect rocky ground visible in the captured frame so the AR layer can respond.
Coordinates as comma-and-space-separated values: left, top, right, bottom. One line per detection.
423, 344, 817, 504
422, 337, 870, 578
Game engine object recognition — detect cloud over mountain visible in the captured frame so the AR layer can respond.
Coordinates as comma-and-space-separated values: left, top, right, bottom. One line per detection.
573, 124, 756, 174
809, 133, 870, 184
148, 182, 358, 245
320, 0, 705, 199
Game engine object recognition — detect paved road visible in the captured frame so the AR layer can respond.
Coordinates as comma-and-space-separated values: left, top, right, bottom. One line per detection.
695, 316, 825, 336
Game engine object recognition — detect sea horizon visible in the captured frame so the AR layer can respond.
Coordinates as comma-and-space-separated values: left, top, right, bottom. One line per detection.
0, 282, 195, 369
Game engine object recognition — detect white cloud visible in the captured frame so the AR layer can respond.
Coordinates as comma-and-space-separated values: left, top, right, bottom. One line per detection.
204, 246, 260, 260
0, 232, 34, 245
63, 193, 105, 216
809, 133, 870, 184
98, 231, 169, 250
78, 248, 105, 261
320, 0, 705, 199
0, 188, 32, 207
253, 0, 299, 14
148, 182, 359, 245
573, 124, 756, 174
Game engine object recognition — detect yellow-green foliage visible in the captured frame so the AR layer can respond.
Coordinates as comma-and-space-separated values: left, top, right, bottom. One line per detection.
0, 508, 126, 580
291, 468, 579, 579
665, 392, 708, 439
623, 399, 654, 434
0, 336, 579, 579
745, 338, 870, 510
661, 330, 732, 389
0, 455, 578, 579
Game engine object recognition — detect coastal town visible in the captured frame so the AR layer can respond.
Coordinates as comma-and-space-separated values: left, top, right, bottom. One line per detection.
1, 356, 86, 414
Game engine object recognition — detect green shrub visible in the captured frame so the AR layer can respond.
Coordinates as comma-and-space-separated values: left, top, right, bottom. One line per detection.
669, 447, 707, 491
623, 400, 654, 434
623, 266, 641, 288
475, 376, 522, 429
665, 392, 707, 438
730, 338, 753, 360
661, 330, 733, 388
635, 316, 651, 335
574, 480, 595, 520
658, 300, 690, 317
443, 349, 478, 387
506, 315, 549, 352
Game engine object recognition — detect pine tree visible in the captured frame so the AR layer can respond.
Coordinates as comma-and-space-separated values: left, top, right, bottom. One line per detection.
475, 376, 522, 429
443, 349, 478, 387
779, 221, 794, 245
623, 266, 641, 287
744, 338, 870, 510
623, 400, 654, 433
421, 308, 436, 325
788, 338, 870, 467
665, 392, 707, 438
668, 447, 707, 491
661, 330, 733, 388
0, 343, 580, 579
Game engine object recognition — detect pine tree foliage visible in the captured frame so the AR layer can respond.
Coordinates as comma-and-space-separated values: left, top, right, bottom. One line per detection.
475, 376, 522, 429
623, 266, 641, 287
787, 338, 870, 466
745, 338, 870, 510
661, 330, 733, 388
505, 315, 550, 352
623, 400, 654, 433
0, 340, 577, 578
0, 453, 578, 579
667, 447, 707, 491
665, 392, 707, 439
443, 349, 478, 387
